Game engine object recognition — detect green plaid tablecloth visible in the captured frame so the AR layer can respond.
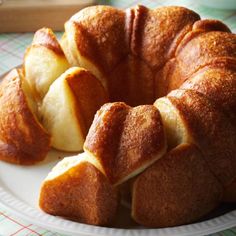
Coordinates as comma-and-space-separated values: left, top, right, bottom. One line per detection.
0, 0, 236, 235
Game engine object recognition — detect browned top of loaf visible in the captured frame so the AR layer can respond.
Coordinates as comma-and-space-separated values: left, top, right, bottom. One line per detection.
65, 5, 200, 105
70, 5, 199, 73
32, 28, 65, 56
0, 69, 50, 164
84, 102, 166, 185
174, 30, 236, 79
71, 5, 128, 74
160, 31, 236, 97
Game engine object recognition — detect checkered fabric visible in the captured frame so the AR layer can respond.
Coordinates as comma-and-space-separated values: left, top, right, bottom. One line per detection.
0, 0, 236, 235
0, 211, 55, 236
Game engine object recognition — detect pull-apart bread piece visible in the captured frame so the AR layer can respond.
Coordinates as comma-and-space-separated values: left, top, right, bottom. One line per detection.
23, 28, 108, 152
61, 5, 128, 92
155, 89, 236, 186
180, 60, 236, 126
41, 67, 108, 152
24, 28, 70, 101
159, 20, 235, 96
132, 144, 223, 227
0, 69, 50, 164
39, 152, 118, 226
84, 102, 167, 185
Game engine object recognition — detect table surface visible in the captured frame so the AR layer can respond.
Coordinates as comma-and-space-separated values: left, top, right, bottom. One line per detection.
0, 0, 236, 235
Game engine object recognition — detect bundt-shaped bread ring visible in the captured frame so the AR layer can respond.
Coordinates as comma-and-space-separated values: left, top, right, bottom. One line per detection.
0, 3, 234, 228
37, 4, 236, 227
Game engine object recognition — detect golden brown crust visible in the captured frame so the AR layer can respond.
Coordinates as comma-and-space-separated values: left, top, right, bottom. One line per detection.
32, 28, 65, 56
192, 19, 231, 33
173, 31, 235, 90
39, 160, 118, 226
66, 67, 108, 137
71, 5, 128, 75
126, 5, 199, 104
0, 69, 50, 164
168, 89, 236, 185
84, 102, 166, 185
68, 5, 200, 72
84, 103, 129, 182
180, 60, 236, 125
132, 144, 223, 227
129, 6, 200, 69
176, 29, 236, 61
156, 25, 236, 97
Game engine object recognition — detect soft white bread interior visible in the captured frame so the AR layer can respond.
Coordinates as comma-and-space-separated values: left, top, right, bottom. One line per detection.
39, 152, 118, 226
41, 67, 108, 152
24, 28, 70, 100
154, 97, 192, 149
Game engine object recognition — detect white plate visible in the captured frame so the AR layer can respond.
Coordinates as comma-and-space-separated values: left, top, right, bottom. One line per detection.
0, 150, 236, 236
